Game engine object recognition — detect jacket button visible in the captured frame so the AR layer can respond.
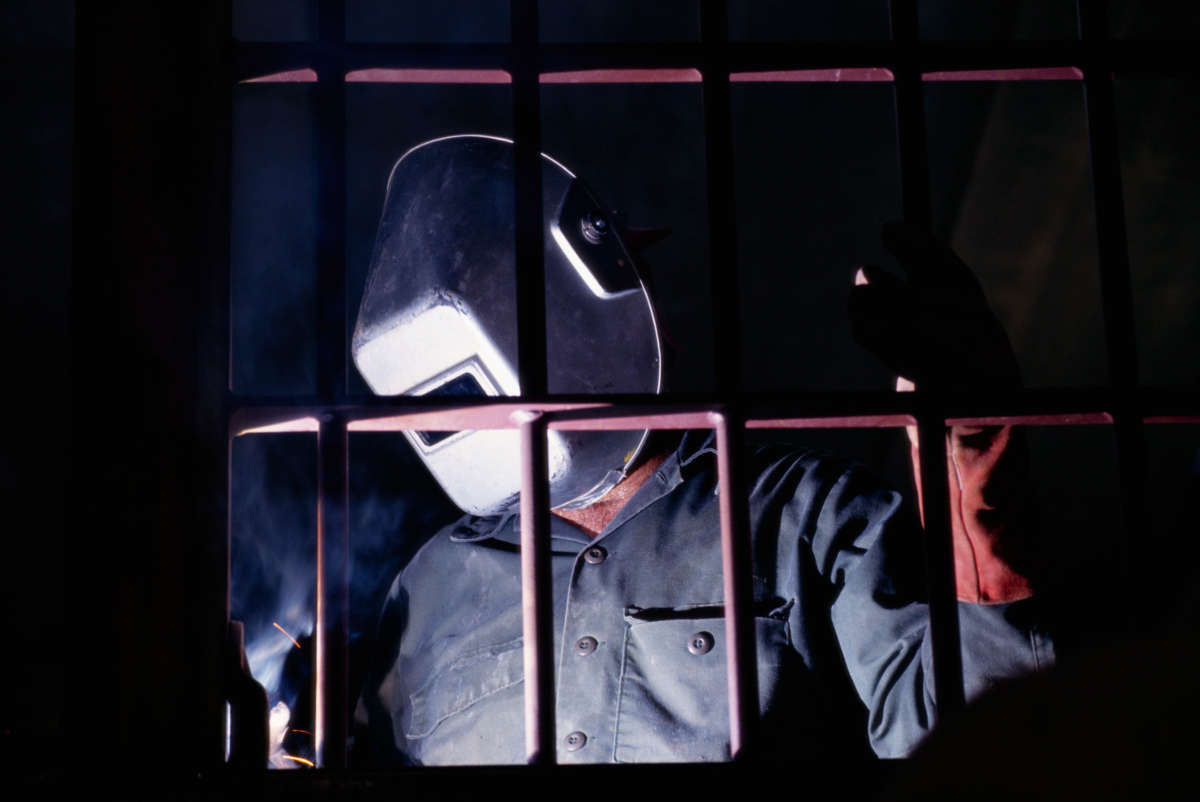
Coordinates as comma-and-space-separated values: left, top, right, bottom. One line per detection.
564, 731, 587, 751
687, 631, 715, 655
575, 636, 598, 656
583, 546, 607, 565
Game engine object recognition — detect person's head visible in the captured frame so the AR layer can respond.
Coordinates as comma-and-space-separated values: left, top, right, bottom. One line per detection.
352, 134, 664, 515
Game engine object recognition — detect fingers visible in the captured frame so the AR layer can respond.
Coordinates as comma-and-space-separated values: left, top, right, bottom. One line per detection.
881, 220, 983, 295
850, 223, 1023, 389
847, 280, 925, 379
853, 263, 900, 289
850, 279, 1014, 388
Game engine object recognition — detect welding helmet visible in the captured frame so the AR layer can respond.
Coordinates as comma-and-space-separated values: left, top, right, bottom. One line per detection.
352, 134, 662, 516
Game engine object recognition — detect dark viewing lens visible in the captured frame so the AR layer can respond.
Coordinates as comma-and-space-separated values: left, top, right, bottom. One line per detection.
415, 373, 487, 447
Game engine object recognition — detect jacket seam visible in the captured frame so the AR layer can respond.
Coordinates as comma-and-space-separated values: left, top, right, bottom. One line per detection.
611, 624, 632, 762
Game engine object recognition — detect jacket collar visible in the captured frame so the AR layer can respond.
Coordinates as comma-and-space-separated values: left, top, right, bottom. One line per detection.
448, 429, 717, 548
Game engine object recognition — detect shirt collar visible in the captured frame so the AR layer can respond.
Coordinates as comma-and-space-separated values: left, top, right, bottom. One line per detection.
448, 429, 717, 548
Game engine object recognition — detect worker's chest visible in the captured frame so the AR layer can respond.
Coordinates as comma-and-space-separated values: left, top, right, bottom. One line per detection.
394, 482, 841, 765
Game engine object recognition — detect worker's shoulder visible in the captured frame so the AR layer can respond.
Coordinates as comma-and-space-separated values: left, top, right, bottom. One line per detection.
397, 512, 507, 582
746, 440, 869, 484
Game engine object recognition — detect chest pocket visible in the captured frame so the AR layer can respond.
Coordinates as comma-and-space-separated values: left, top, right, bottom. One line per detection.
614, 605, 791, 763
405, 637, 525, 740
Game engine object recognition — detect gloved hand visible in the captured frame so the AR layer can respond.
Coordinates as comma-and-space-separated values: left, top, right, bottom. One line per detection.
849, 221, 1035, 604
848, 221, 1020, 391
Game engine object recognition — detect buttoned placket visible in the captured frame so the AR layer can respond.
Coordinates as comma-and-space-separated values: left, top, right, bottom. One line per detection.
553, 458, 685, 762
446, 433, 716, 762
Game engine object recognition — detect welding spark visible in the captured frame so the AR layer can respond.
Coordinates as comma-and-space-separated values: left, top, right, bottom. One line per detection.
290, 728, 312, 736
280, 755, 314, 768
272, 621, 302, 649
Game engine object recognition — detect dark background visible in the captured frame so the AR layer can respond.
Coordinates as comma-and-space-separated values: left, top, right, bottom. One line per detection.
3, 0, 1199, 795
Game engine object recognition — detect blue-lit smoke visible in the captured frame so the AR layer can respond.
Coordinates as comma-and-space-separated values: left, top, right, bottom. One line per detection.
229, 430, 461, 763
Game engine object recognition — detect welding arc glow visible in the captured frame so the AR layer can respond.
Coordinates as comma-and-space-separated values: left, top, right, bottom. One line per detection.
281, 755, 315, 768
272, 621, 302, 649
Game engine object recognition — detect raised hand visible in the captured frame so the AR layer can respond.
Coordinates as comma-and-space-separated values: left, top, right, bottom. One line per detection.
848, 221, 1021, 391
849, 221, 1035, 604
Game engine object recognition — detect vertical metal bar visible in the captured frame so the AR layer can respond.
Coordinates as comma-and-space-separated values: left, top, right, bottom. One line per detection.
701, 0, 758, 757
511, 0, 547, 396
1077, 0, 1143, 632
890, 0, 966, 716
711, 410, 759, 760
313, 0, 348, 769
890, 0, 932, 233
914, 419, 965, 714
315, 412, 350, 768
515, 411, 556, 764
700, 0, 742, 397
316, 0, 347, 403
212, 0, 238, 767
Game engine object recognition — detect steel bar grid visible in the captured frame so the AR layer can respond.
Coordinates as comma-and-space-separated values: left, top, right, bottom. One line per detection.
222, 0, 1200, 775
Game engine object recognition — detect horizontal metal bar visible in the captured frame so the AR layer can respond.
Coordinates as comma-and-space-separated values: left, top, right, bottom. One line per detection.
749, 414, 914, 429
226, 388, 1200, 430
229, 400, 1188, 433
731, 67, 893, 82
540, 67, 702, 83
344, 67, 512, 83
232, 40, 1200, 83
943, 412, 1114, 427
226, 398, 1152, 432
923, 66, 1083, 81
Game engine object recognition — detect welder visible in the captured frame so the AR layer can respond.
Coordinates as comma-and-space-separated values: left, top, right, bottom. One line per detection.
350, 134, 1051, 765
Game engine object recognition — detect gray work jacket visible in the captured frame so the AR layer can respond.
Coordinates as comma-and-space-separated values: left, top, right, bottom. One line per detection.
356, 432, 1053, 765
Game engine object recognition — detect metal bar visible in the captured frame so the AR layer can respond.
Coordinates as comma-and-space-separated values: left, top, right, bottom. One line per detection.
511, 0, 547, 397
700, 0, 742, 397
711, 409, 759, 760
311, 2, 350, 770
315, 0, 347, 404
890, 0, 966, 717
702, 2, 759, 757
230, 403, 1126, 438
225, 386, 1200, 418
914, 418, 965, 714
315, 412, 350, 768
1077, 0, 1144, 632
515, 411, 556, 765
230, 394, 1200, 437
232, 40, 1200, 81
